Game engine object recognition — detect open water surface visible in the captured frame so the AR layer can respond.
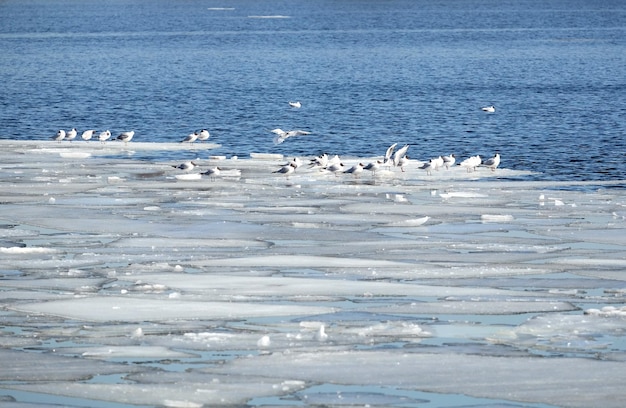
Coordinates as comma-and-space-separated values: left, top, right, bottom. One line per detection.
0, 0, 625, 180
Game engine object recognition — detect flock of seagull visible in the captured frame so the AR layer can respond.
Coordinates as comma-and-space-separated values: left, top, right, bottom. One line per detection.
51, 128, 213, 144
271, 142, 501, 179
51, 102, 501, 180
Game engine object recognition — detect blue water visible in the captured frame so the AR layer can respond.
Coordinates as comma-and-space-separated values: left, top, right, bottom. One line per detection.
1, 0, 625, 180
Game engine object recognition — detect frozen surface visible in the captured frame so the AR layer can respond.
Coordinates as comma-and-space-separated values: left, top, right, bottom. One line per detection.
1, 141, 625, 407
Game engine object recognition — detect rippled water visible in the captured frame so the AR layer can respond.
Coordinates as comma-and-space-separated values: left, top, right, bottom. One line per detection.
1, 0, 625, 180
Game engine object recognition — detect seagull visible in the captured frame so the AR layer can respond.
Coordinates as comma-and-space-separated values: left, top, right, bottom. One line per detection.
443, 154, 456, 169
173, 161, 198, 171
460, 155, 482, 172
98, 130, 111, 143
324, 162, 344, 176
482, 105, 496, 113
117, 130, 134, 144
396, 155, 411, 172
288, 101, 301, 108
481, 153, 501, 172
271, 128, 311, 145
81, 130, 95, 141
364, 160, 382, 176
273, 162, 297, 177
419, 160, 434, 175
344, 163, 364, 177
52, 129, 66, 142
197, 129, 210, 141
393, 144, 410, 167
281, 157, 303, 171
383, 142, 398, 165
65, 128, 77, 142
310, 153, 329, 168
181, 132, 198, 144
201, 166, 221, 180
431, 156, 444, 171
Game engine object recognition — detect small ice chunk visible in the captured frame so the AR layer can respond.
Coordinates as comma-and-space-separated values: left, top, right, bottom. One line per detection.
257, 335, 271, 348
481, 214, 514, 223
175, 173, 202, 180
131, 327, 144, 338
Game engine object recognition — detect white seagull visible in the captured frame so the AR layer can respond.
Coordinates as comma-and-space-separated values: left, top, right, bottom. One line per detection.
383, 142, 398, 165
443, 154, 456, 169
344, 162, 364, 177
202, 166, 221, 180
271, 128, 311, 145
65, 128, 77, 142
460, 155, 482, 172
181, 132, 198, 144
81, 130, 95, 141
431, 156, 444, 171
174, 161, 198, 171
419, 160, 434, 175
482, 105, 496, 113
52, 129, 66, 142
310, 153, 329, 168
324, 162, 344, 176
273, 162, 297, 177
288, 101, 301, 108
98, 130, 112, 143
117, 130, 134, 144
481, 153, 501, 172
281, 157, 303, 171
364, 160, 382, 176
197, 129, 210, 141
393, 144, 410, 167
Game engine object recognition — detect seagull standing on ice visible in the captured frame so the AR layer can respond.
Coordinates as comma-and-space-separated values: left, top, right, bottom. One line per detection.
481, 153, 501, 172
201, 166, 221, 180
197, 129, 210, 141
288, 101, 301, 108
324, 162, 344, 176
282, 157, 303, 171
443, 154, 456, 169
98, 130, 111, 143
271, 128, 311, 145
173, 161, 198, 171
273, 162, 297, 177
52, 129, 66, 142
364, 160, 382, 176
393, 144, 410, 167
482, 105, 496, 113
65, 128, 77, 142
431, 156, 444, 171
117, 130, 134, 144
310, 153, 329, 168
181, 132, 198, 144
344, 163, 364, 177
460, 155, 481, 172
81, 130, 95, 141
383, 142, 398, 166
419, 160, 434, 175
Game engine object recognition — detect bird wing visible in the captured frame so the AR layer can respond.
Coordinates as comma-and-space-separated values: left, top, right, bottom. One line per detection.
384, 143, 397, 162
271, 128, 286, 136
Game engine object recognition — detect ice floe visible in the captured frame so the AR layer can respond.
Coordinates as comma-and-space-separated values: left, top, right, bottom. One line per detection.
1, 140, 625, 407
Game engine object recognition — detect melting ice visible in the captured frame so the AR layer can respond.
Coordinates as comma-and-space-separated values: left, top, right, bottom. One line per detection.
0, 140, 625, 407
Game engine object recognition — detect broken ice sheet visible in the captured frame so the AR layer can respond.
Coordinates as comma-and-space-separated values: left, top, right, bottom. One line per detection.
2, 141, 626, 407
7, 376, 308, 407
206, 350, 626, 408
490, 311, 626, 357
